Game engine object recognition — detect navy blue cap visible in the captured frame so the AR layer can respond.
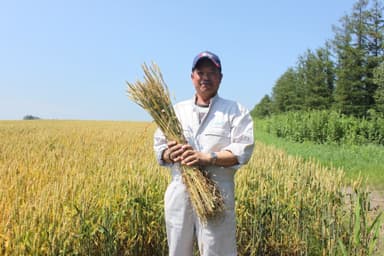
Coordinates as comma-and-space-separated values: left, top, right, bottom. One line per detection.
192, 51, 221, 71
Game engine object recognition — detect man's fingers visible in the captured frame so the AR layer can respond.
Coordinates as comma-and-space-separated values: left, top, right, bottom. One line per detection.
181, 150, 199, 166
168, 143, 184, 162
167, 143, 193, 162
167, 141, 177, 147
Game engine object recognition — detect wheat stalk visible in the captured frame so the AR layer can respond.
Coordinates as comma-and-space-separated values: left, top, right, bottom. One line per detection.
126, 62, 225, 223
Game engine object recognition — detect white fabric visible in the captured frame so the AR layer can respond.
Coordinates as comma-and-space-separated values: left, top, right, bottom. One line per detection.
154, 94, 254, 256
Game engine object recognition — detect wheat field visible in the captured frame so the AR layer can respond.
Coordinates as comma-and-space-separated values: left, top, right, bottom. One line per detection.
0, 120, 381, 255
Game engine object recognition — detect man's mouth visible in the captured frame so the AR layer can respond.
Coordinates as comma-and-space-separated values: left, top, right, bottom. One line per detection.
200, 81, 212, 86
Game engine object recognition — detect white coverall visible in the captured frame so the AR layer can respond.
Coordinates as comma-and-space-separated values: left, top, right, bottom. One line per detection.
154, 94, 254, 256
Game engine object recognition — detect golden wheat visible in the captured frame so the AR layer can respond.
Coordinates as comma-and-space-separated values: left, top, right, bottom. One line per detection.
0, 121, 381, 255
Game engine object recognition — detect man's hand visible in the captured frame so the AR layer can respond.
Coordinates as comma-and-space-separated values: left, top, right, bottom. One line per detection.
180, 144, 210, 167
166, 141, 184, 162
181, 146, 239, 167
163, 141, 210, 166
165, 142, 238, 167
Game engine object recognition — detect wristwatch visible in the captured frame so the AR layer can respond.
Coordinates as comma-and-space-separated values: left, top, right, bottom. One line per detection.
210, 152, 218, 165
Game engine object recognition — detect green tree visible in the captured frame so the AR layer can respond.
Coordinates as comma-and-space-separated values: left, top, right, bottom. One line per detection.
251, 95, 272, 118
365, 0, 384, 109
332, 0, 384, 117
332, 2, 370, 117
296, 46, 335, 110
365, 0, 384, 57
271, 68, 304, 113
373, 62, 384, 113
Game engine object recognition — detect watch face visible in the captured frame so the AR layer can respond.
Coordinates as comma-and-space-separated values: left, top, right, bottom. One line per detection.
211, 152, 217, 164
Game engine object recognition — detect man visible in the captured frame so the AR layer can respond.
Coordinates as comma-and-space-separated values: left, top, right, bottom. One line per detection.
154, 51, 254, 256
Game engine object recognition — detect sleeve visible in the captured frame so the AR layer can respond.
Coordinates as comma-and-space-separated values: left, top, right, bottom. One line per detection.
223, 105, 255, 165
153, 127, 172, 166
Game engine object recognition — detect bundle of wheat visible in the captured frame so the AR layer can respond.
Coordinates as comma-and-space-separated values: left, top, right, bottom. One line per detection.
126, 62, 224, 223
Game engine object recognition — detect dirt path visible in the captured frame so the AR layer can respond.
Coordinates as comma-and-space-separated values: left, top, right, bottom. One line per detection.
342, 188, 384, 253
370, 190, 384, 212
369, 190, 384, 255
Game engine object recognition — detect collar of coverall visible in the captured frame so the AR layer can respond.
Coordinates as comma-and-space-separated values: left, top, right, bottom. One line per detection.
193, 94, 219, 107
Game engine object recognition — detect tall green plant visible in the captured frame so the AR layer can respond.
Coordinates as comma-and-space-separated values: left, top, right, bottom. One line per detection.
266, 110, 384, 145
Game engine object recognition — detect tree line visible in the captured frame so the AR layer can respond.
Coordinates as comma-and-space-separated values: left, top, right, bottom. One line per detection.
252, 0, 384, 119
23, 115, 41, 120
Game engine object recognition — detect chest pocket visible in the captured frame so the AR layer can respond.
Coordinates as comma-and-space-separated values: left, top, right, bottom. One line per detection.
203, 127, 231, 151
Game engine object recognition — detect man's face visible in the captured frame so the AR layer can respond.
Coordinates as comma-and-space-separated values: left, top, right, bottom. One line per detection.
191, 58, 222, 101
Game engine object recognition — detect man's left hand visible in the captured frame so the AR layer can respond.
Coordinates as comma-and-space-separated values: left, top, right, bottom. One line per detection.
180, 144, 211, 167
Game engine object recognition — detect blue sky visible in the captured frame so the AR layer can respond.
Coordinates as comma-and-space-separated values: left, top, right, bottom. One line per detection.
0, 0, 356, 121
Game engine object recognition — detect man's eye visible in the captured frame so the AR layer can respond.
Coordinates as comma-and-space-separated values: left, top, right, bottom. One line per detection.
197, 71, 217, 77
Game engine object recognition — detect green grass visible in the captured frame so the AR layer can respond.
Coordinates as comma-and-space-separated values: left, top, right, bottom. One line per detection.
254, 119, 384, 189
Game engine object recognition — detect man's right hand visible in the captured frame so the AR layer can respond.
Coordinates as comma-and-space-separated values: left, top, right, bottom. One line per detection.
163, 141, 184, 163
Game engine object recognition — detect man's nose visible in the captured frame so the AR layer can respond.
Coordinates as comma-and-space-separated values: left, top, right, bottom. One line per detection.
201, 72, 211, 79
